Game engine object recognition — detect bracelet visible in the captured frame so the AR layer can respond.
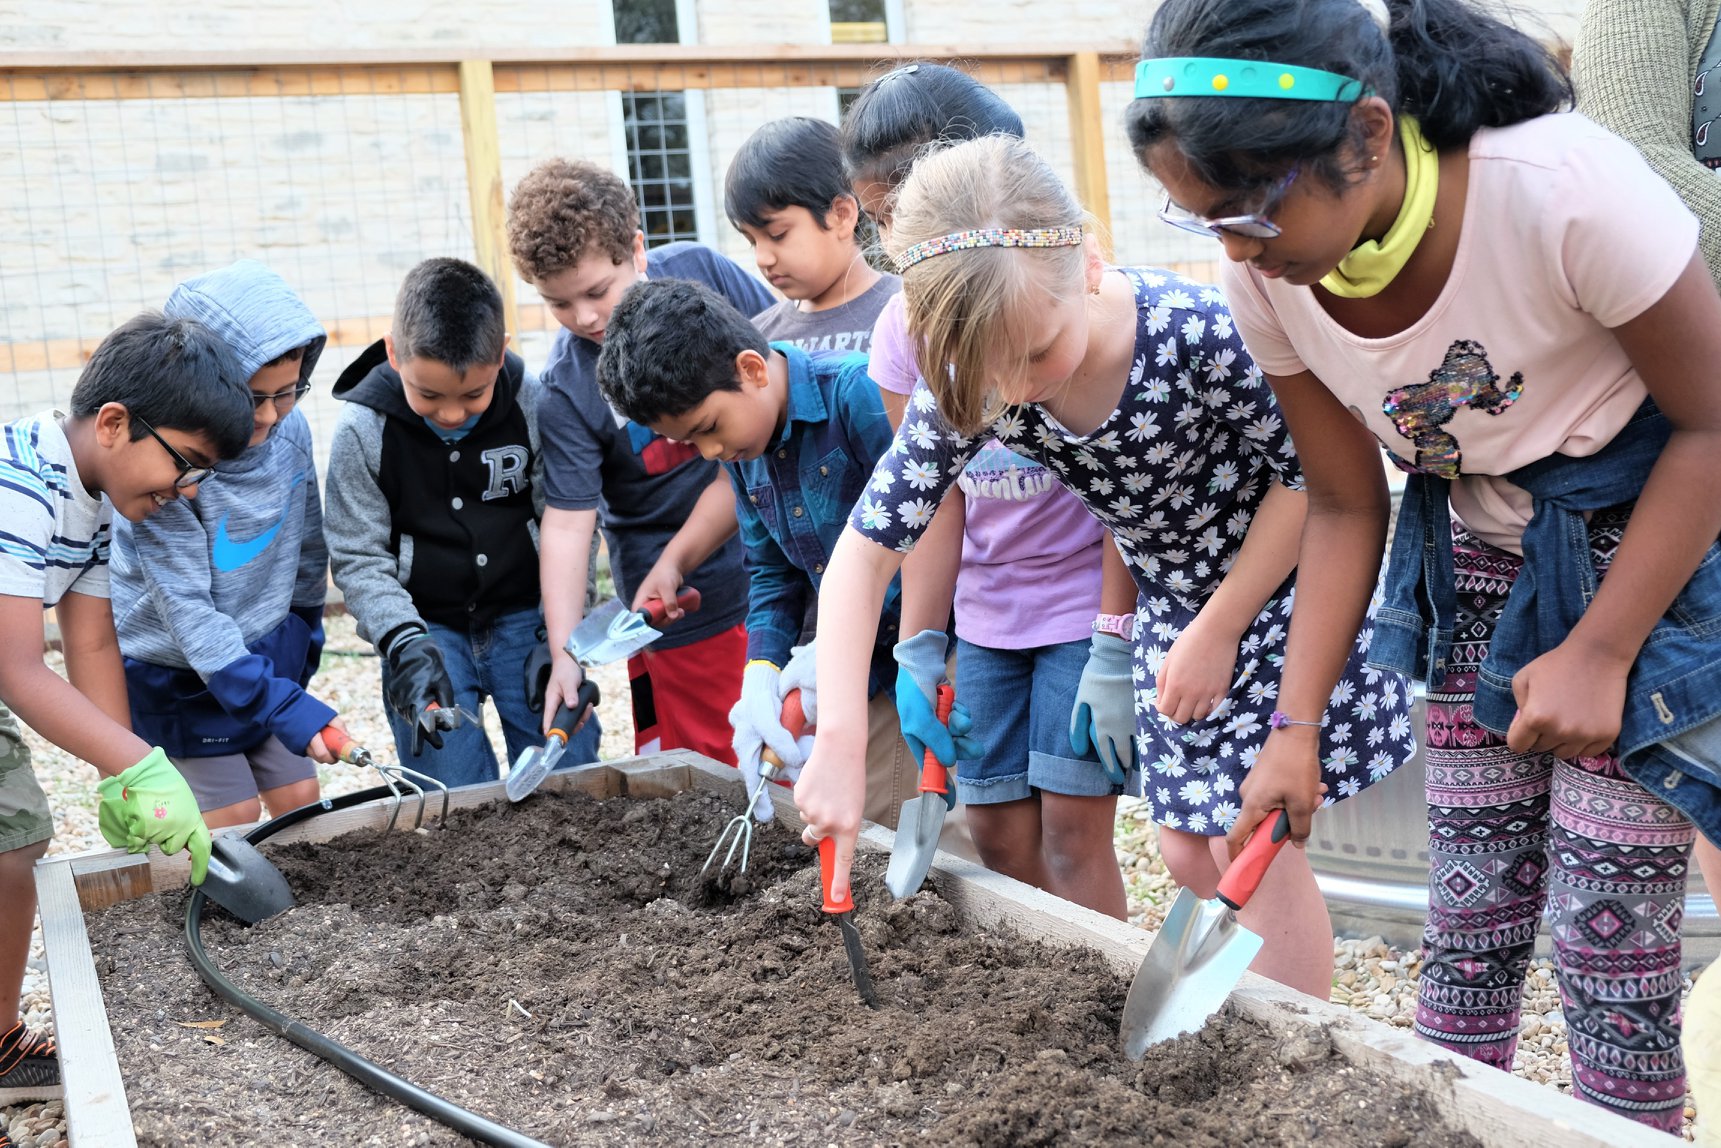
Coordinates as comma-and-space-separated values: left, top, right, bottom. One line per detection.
1093, 612, 1135, 641
1269, 711, 1327, 731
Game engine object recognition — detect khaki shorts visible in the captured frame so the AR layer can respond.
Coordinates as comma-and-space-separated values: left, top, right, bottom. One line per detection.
0, 701, 53, 854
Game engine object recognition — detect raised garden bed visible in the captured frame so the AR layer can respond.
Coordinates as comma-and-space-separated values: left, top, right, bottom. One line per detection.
38, 754, 1671, 1146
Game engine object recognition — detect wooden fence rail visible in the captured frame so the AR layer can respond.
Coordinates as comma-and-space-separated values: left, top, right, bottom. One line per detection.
1, 44, 1138, 346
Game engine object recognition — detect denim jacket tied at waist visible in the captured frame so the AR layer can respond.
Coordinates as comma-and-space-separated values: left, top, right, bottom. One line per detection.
1369, 399, 1721, 843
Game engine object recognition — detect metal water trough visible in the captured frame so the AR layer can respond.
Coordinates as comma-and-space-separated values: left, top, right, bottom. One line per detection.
1307, 687, 1719, 960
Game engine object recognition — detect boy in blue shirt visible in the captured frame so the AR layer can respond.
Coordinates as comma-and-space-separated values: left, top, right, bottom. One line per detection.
0, 313, 253, 1101
596, 277, 966, 830
112, 260, 344, 830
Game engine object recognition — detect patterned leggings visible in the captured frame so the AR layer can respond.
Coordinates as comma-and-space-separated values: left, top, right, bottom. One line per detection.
1415, 512, 1695, 1132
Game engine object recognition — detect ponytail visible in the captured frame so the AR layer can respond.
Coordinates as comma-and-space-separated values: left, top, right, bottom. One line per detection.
1388, 0, 1570, 150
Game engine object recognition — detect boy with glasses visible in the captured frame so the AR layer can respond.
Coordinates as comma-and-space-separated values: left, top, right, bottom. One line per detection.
0, 311, 253, 1104
112, 261, 345, 830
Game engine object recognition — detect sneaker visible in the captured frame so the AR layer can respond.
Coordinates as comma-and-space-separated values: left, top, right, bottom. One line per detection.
0, 1021, 61, 1104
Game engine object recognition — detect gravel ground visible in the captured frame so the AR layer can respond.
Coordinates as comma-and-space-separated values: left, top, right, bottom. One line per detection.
4, 611, 1702, 1145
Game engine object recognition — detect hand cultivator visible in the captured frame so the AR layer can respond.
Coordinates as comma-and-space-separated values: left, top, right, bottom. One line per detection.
321, 724, 451, 833
702, 689, 807, 879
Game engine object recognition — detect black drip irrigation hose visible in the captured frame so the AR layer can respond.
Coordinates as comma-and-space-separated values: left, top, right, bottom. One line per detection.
183, 786, 551, 1148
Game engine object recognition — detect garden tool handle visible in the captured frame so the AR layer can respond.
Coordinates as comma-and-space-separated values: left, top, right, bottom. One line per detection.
317, 723, 368, 766
759, 688, 810, 775
917, 683, 955, 795
640, 586, 702, 625
818, 836, 853, 914
547, 680, 602, 746
1216, 809, 1292, 912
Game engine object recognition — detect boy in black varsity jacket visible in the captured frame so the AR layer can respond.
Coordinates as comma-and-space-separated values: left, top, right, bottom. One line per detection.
324, 258, 599, 787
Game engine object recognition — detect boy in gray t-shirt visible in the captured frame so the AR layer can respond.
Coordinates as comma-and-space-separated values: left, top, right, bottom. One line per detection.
725, 117, 901, 353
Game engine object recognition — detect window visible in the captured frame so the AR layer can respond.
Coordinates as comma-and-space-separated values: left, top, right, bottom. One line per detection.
612, 0, 702, 246
613, 0, 678, 44
622, 93, 700, 244
830, 0, 889, 43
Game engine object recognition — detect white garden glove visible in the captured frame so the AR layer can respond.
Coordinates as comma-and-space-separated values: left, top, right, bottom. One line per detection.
778, 640, 818, 725
730, 661, 806, 822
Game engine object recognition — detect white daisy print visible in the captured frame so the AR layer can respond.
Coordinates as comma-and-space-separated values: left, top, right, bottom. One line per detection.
897, 497, 936, 528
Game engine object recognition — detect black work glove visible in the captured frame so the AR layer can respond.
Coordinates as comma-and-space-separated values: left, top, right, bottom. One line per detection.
381, 627, 456, 754
523, 625, 552, 715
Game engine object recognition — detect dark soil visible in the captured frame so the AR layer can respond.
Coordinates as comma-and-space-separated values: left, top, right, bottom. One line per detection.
88, 788, 1480, 1147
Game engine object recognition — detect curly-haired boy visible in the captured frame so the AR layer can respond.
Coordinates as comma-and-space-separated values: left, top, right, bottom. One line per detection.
508, 159, 772, 762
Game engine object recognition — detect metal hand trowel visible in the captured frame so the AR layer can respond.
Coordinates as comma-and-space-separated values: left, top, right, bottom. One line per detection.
884, 683, 955, 899
567, 587, 701, 667
201, 835, 296, 925
505, 679, 601, 802
1120, 809, 1292, 1059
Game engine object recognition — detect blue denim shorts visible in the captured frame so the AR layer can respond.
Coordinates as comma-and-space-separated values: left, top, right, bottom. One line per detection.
952, 637, 1120, 803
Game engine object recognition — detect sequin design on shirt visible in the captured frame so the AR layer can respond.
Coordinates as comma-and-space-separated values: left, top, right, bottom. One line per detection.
1381, 339, 1524, 478
851, 268, 1417, 834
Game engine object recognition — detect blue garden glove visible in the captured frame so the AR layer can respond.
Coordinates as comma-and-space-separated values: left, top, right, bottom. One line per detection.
778, 640, 818, 725
96, 747, 212, 885
729, 661, 806, 822
893, 629, 981, 811
1070, 632, 1138, 785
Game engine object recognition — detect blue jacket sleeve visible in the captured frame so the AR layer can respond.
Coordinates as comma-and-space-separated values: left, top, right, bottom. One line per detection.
729, 464, 810, 669
207, 644, 337, 756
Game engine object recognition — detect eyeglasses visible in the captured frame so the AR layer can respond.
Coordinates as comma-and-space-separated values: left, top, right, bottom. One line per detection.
251, 382, 312, 412
133, 415, 216, 489
1159, 166, 1300, 240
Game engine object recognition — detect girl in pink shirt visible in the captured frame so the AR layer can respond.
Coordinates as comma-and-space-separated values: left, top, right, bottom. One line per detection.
1130, 0, 1721, 1131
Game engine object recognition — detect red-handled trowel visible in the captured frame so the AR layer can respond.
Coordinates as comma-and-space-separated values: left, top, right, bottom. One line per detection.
883, 682, 955, 899
567, 587, 702, 667
820, 836, 880, 1009
1120, 809, 1292, 1059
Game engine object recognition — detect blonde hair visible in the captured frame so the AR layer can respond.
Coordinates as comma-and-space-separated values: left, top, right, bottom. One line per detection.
885, 135, 1087, 435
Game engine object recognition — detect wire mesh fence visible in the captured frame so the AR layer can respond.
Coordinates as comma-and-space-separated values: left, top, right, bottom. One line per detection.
0, 49, 1215, 464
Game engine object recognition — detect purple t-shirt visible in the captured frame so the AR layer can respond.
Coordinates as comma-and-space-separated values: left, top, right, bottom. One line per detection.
869, 293, 1103, 649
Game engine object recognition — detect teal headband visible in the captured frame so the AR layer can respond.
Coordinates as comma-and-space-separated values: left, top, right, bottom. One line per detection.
1135, 57, 1366, 103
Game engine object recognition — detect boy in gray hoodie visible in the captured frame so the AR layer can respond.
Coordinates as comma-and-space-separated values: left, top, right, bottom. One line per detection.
111, 260, 344, 830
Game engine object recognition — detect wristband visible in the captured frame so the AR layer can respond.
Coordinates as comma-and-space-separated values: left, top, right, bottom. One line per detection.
1269, 711, 1327, 731
1093, 613, 1135, 641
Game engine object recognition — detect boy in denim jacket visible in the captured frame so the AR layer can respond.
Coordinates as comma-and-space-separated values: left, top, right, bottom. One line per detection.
595, 277, 960, 829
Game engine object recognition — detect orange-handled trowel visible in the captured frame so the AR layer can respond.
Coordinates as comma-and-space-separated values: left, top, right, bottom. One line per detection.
883, 683, 955, 899
1119, 809, 1292, 1059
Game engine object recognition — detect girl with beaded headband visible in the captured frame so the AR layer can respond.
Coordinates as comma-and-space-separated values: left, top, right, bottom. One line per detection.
792, 133, 1417, 998
1130, 0, 1721, 1130
837, 66, 1133, 921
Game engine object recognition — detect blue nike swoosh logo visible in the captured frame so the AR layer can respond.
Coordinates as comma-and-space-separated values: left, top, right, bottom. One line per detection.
211, 473, 307, 572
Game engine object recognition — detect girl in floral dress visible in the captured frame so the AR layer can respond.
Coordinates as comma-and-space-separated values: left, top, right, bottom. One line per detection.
793, 134, 1417, 996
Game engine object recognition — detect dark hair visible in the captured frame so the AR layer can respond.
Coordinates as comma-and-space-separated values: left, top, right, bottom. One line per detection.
1126, 0, 1570, 196
391, 258, 507, 373
260, 344, 306, 370
839, 63, 1026, 190
725, 117, 854, 231
507, 158, 639, 280
596, 278, 769, 425
70, 311, 253, 459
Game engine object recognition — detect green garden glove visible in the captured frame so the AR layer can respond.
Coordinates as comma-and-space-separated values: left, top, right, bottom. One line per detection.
96, 748, 211, 885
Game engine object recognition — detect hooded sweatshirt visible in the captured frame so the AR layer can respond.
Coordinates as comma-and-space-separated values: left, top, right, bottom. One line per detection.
323, 340, 544, 652
111, 260, 335, 759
